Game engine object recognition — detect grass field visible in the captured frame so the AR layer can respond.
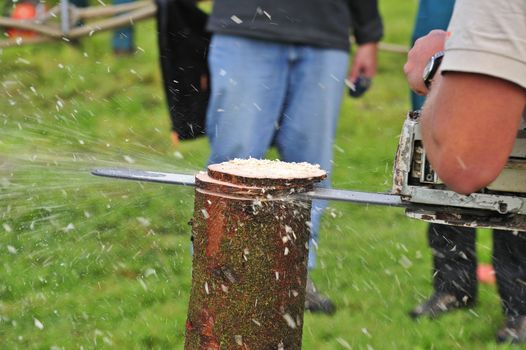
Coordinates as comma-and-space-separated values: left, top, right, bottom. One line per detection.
0, 1, 511, 349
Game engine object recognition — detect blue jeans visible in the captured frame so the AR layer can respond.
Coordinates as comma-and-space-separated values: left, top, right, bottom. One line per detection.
206, 34, 349, 269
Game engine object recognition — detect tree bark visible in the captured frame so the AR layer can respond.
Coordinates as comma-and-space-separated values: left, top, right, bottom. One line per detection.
185, 160, 325, 349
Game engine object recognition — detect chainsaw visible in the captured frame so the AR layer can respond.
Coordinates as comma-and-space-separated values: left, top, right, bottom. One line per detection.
92, 110, 526, 231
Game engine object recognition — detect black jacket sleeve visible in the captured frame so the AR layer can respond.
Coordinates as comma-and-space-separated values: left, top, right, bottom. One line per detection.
155, 0, 211, 139
348, 0, 384, 45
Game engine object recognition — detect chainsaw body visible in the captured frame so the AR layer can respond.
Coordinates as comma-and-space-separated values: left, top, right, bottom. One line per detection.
392, 110, 526, 231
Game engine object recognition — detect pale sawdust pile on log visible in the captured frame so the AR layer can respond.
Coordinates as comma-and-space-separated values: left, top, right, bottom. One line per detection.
208, 158, 326, 180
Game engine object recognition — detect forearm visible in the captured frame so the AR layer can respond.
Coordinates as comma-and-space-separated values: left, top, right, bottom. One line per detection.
420, 72, 525, 194
419, 72, 470, 191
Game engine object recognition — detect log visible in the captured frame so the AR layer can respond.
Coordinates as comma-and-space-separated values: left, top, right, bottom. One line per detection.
185, 159, 326, 350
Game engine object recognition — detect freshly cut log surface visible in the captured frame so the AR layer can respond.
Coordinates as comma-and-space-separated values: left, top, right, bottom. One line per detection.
207, 158, 326, 187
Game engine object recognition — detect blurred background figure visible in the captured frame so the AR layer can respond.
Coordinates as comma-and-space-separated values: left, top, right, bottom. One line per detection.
6, 0, 38, 38
407, 0, 479, 319
69, 0, 135, 54
155, 0, 210, 144
111, 0, 135, 55
409, 0, 499, 319
204, 0, 383, 314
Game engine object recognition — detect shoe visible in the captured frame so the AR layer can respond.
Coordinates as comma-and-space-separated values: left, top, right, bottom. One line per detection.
304, 277, 336, 315
409, 292, 474, 319
496, 316, 526, 344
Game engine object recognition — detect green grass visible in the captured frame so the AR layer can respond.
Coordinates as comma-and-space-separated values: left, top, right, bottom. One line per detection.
0, 1, 505, 349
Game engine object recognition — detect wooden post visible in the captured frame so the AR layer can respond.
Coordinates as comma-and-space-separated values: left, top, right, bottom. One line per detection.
185, 159, 326, 350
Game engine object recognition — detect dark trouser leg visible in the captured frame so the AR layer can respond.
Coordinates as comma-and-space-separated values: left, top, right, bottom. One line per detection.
493, 230, 526, 317
112, 0, 135, 53
428, 223, 477, 302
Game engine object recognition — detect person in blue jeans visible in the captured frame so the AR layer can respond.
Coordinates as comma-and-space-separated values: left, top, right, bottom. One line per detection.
205, 0, 383, 314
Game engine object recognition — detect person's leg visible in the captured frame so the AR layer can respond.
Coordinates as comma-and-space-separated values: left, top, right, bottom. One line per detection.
273, 45, 347, 314
429, 223, 478, 301
275, 45, 348, 270
410, 223, 477, 318
206, 34, 289, 165
411, 0, 455, 44
408, 0, 475, 320
493, 230, 526, 343
112, 0, 135, 54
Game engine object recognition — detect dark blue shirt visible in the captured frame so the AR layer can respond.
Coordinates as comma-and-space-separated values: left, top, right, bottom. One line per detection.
207, 0, 383, 51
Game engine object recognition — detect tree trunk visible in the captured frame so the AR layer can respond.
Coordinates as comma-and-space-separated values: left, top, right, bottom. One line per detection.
185, 159, 326, 350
